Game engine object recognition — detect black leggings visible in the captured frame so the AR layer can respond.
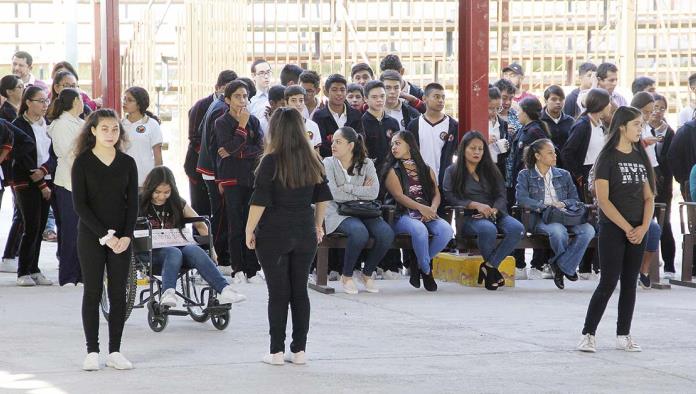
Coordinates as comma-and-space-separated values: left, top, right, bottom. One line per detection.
78, 229, 131, 354
15, 187, 49, 277
582, 220, 646, 336
223, 185, 259, 276
3, 189, 23, 260
256, 235, 317, 354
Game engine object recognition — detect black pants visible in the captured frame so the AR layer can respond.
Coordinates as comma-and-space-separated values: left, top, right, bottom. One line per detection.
55, 186, 81, 285
223, 185, 259, 277
655, 170, 675, 272
256, 235, 317, 354
78, 228, 130, 353
3, 189, 23, 260
15, 186, 49, 277
582, 220, 646, 336
189, 175, 211, 217
204, 179, 229, 266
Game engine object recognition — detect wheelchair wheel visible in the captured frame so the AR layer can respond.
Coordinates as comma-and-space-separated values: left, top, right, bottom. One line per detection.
100, 253, 138, 322
146, 301, 168, 332
209, 299, 230, 330
181, 271, 209, 323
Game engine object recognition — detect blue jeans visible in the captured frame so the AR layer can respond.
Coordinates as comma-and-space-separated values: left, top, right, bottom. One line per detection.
392, 216, 453, 274
459, 215, 525, 268
151, 245, 229, 293
334, 217, 395, 277
534, 222, 595, 275
646, 220, 661, 252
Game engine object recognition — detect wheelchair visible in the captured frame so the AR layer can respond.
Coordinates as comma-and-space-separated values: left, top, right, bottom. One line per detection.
100, 216, 231, 332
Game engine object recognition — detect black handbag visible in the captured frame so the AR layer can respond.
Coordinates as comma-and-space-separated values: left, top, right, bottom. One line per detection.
541, 203, 588, 226
337, 200, 382, 218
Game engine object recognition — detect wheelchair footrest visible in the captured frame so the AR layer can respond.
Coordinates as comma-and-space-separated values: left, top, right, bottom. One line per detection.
164, 309, 190, 317
205, 305, 232, 314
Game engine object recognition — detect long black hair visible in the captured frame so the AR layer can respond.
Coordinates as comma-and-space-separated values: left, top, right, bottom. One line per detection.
140, 166, 186, 230
335, 126, 367, 175
74, 108, 128, 156
524, 138, 554, 170
519, 96, 550, 136
124, 86, 161, 124
595, 106, 656, 194
0, 75, 21, 99
579, 88, 611, 119
451, 130, 503, 198
48, 88, 81, 121
380, 130, 436, 202
18, 86, 44, 116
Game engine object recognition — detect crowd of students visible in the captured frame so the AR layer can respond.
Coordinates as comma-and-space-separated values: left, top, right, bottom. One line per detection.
2, 49, 696, 365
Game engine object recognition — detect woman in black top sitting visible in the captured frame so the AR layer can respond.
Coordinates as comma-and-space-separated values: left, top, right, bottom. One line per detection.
578, 106, 655, 353
245, 108, 332, 366
71, 109, 138, 371
443, 131, 524, 290
140, 166, 246, 308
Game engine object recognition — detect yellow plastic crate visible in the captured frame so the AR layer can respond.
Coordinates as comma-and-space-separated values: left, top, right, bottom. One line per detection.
432, 253, 515, 288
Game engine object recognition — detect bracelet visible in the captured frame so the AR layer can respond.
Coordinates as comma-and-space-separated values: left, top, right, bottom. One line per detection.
99, 229, 116, 246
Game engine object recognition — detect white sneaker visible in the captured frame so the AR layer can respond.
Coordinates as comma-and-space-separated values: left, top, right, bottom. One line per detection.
160, 288, 177, 308
357, 273, 379, 293
30, 273, 53, 286
218, 265, 233, 277
262, 352, 284, 366
106, 352, 133, 370
375, 267, 385, 280
247, 273, 265, 284
616, 335, 642, 352
232, 271, 247, 284
663, 271, 675, 280
577, 334, 597, 353
381, 270, 402, 280
286, 351, 306, 365
0, 258, 18, 273
579, 272, 600, 280
328, 271, 340, 281
82, 352, 100, 371
341, 276, 358, 295
218, 285, 247, 304
515, 268, 528, 280
17, 275, 37, 287
541, 265, 554, 279
527, 268, 544, 280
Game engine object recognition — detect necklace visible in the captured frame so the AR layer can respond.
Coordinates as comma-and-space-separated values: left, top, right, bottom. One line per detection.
150, 203, 170, 229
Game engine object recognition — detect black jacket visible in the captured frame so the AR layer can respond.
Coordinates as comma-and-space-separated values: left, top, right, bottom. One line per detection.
667, 120, 696, 183
184, 93, 215, 179
11, 115, 55, 190
312, 103, 363, 158
384, 159, 434, 217
563, 88, 581, 118
399, 102, 421, 130
540, 108, 575, 168
560, 115, 597, 180
213, 112, 263, 188
0, 101, 17, 122
408, 82, 425, 100
361, 111, 399, 170
406, 115, 459, 186
508, 120, 548, 185
492, 116, 510, 177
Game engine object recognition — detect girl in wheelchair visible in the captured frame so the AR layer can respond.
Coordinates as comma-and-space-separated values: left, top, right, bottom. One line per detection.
140, 166, 246, 307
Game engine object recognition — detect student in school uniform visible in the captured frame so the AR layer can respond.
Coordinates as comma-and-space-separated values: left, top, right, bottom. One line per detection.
50, 61, 100, 111
185, 70, 238, 216
249, 59, 272, 120
48, 71, 92, 121
540, 85, 575, 167
380, 70, 421, 131
677, 73, 696, 128
279, 64, 304, 86
564, 62, 597, 118
312, 74, 363, 158
405, 82, 458, 187
121, 86, 163, 187
379, 54, 424, 99
214, 80, 265, 285
488, 85, 510, 177
258, 85, 287, 135
284, 85, 322, 152
0, 75, 23, 121
346, 84, 364, 112
0, 119, 14, 211
361, 80, 399, 170
351, 63, 374, 87
299, 70, 325, 118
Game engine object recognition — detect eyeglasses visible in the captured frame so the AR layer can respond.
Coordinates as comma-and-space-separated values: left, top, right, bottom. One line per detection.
255, 70, 272, 77
59, 83, 78, 89
29, 98, 50, 104
651, 107, 666, 114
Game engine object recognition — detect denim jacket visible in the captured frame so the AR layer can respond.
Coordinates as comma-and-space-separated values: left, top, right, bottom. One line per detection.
515, 167, 581, 229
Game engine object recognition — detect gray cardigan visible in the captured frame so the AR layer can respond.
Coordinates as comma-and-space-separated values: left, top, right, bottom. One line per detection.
322, 156, 379, 234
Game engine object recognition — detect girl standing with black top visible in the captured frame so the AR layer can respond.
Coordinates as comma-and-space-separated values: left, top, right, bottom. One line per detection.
245, 108, 332, 366
577, 106, 655, 353
71, 109, 138, 371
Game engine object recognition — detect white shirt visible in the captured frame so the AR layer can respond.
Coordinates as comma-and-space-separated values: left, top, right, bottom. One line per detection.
330, 105, 348, 128
584, 121, 604, 165
123, 115, 164, 187
488, 117, 502, 163
47, 112, 84, 190
386, 99, 412, 130
641, 124, 659, 168
305, 118, 322, 148
545, 108, 561, 124
28, 116, 52, 179
678, 106, 696, 128
418, 115, 448, 182
536, 165, 558, 205
339, 160, 353, 182
249, 90, 269, 119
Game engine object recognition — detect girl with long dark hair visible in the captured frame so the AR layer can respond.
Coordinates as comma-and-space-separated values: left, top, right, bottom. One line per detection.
382, 131, 453, 292
578, 106, 656, 353
47, 88, 84, 285
245, 108, 332, 365
323, 126, 395, 294
72, 109, 138, 370
122, 86, 163, 187
50, 61, 99, 111
139, 166, 246, 308
48, 71, 91, 121
0, 74, 24, 121
443, 131, 524, 290
11, 86, 54, 286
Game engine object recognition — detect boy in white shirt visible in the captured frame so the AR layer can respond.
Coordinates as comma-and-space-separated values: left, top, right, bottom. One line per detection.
678, 73, 696, 128
284, 85, 322, 153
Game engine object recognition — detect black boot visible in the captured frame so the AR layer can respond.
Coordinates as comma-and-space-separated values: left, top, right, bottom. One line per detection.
550, 263, 565, 290
421, 270, 438, 292
409, 259, 421, 289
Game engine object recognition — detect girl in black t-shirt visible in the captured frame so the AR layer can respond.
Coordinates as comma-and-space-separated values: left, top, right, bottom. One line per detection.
578, 106, 656, 353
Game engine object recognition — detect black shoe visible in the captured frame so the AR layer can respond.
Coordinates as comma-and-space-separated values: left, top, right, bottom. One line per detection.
550, 263, 565, 290
477, 262, 499, 291
638, 273, 651, 289
409, 260, 421, 289
492, 266, 505, 287
421, 270, 438, 292
565, 272, 579, 281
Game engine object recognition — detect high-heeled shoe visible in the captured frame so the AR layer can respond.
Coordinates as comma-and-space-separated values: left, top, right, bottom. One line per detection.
478, 262, 499, 291
491, 266, 505, 287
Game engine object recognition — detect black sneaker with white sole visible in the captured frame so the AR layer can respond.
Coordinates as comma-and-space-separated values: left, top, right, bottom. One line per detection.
638, 273, 651, 289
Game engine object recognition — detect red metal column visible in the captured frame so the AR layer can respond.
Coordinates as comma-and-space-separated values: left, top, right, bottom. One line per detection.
100, 0, 121, 113
458, 0, 489, 139
92, 1, 102, 100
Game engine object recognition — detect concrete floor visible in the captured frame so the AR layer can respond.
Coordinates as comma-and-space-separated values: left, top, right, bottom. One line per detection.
1, 191, 695, 394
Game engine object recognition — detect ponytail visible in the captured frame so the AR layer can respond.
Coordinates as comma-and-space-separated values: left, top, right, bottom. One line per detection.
125, 86, 161, 124
524, 138, 553, 170
48, 88, 81, 121
336, 126, 368, 176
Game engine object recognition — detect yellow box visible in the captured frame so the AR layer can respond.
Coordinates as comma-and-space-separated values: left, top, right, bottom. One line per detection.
432, 253, 515, 288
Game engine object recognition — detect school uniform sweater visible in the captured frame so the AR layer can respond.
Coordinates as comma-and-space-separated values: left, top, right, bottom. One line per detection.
560, 115, 598, 181
361, 111, 399, 170
196, 96, 228, 179
213, 112, 264, 188
312, 103, 363, 158
185, 93, 215, 179
11, 115, 55, 191
540, 108, 575, 167
667, 120, 696, 183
